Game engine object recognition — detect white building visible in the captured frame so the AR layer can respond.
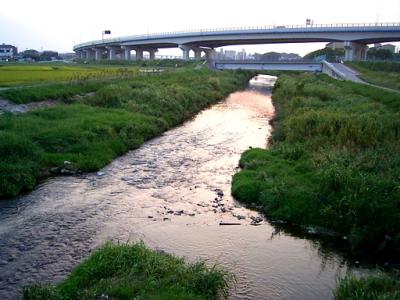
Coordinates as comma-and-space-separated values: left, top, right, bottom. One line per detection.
224, 50, 237, 60
373, 43, 398, 53
0, 44, 18, 60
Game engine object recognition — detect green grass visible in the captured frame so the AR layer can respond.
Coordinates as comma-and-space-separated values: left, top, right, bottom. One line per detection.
335, 273, 400, 300
346, 62, 400, 91
1, 80, 108, 104
232, 73, 400, 256
0, 63, 142, 87
0, 69, 252, 198
22, 242, 232, 300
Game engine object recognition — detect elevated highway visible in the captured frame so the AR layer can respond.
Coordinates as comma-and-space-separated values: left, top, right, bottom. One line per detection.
73, 23, 400, 62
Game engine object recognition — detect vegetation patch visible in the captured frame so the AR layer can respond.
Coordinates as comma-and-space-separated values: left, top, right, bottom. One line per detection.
23, 242, 232, 300
347, 61, 400, 91
232, 73, 400, 257
0, 64, 141, 87
335, 273, 400, 300
0, 69, 252, 198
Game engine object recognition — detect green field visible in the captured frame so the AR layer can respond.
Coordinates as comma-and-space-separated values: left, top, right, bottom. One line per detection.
0, 63, 140, 87
0, 68, 252, 198
23, 242, 231, 300
232, 73, 400, 256
346, 61, 400, 91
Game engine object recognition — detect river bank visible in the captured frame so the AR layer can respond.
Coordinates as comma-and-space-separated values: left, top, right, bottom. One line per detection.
232, 72, 400, 259
0, 69, 253, 198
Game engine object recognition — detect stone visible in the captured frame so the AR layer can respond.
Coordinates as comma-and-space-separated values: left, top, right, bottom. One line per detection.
307, 227, 317, 235
219, 222, 241, 226
60, 168, 76, 175
250, 216, 263, 223
250, 221, 262, 226
215, 189, 224, 197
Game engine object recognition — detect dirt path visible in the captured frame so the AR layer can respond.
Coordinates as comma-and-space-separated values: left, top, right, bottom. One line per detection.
0, 98, 62, 113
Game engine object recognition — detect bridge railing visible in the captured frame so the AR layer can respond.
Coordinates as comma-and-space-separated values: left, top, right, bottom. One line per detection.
74, 22, 400, 50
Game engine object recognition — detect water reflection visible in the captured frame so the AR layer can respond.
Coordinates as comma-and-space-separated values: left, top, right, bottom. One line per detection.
0, 75, 364, 299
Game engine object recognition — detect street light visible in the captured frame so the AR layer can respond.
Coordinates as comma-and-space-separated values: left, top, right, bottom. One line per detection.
102, 30, 111, 41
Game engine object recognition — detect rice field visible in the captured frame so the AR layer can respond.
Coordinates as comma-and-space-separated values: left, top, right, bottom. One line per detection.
0, 63, 140, 87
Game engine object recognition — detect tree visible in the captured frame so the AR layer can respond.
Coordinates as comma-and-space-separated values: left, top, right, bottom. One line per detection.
367, 48, 393, 60
304, 48, 344, 61
22, 49, 40, 61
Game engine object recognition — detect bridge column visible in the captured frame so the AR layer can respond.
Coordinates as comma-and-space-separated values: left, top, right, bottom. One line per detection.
121, 47, 132, 60
193, 48, 202, 60
135, 49, 143, 61
344, 42, 368, 61
93, 48, 103, 60
106, 46, 119, 60
84, 49, 95, 60
205, 49, 216, 60
75, 51, 83, 59
149, 49, 157, 60
179, 45, 190, 60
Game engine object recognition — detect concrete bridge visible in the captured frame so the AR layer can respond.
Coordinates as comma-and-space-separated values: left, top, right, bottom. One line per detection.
214, 59, 365, 82
74, 22, 400, 62
214, 60, 323, 71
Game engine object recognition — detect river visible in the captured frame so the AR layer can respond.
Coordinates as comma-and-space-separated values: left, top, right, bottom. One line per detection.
0, 75, 364, 299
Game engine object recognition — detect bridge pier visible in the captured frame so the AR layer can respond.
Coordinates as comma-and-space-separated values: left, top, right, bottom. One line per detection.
135, 49, 143, 61
193, 48, 202, 60
84, 49, 95, 60
75, 51, 84, 59
149, 49, 157, 60
179, 45, 190, 60
205, 49, 216, 60
93, 48, 103, 60
344, 41, 368, 61
121, 47, 132, 60
106, 46, 118, 60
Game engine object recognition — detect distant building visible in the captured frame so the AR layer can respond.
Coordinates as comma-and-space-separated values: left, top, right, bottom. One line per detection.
237, 49, 247, 60
224, 50, 236, 60
0, 43, 18, 60
326, 42, 344, 50
373, 43, 398, 53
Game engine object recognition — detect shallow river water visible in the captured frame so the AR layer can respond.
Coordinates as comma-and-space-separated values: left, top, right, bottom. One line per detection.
0, 75, 364, 299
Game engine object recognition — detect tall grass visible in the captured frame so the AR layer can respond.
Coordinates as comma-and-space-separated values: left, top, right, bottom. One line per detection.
335, 273, 400, 300
347, 61, 400, 91
232, 73, 400, 256
23, 242, 232, 300
0, 69, 252, 198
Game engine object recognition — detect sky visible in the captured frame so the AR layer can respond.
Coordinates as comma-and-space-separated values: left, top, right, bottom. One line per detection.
1, 0, 400, 56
